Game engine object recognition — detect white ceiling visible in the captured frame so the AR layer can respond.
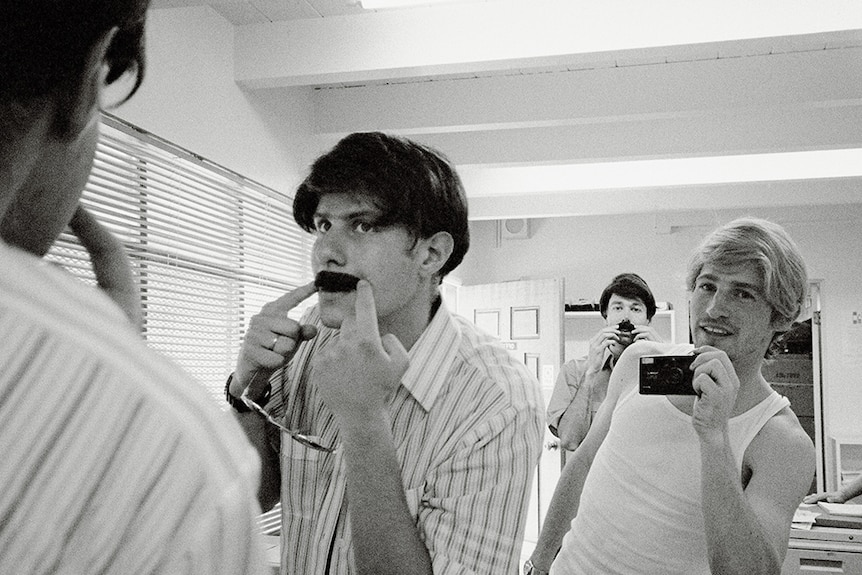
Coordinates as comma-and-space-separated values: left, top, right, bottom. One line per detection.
149, 0, 862, 220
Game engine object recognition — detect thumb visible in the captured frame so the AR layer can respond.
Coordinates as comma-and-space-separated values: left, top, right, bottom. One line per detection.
300, 324, 318, 341
381, 333, 410, 377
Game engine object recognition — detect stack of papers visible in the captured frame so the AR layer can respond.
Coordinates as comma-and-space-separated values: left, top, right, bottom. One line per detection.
792, 506, 820, 530
813, 502, 862, 529
817, 502, 862, 517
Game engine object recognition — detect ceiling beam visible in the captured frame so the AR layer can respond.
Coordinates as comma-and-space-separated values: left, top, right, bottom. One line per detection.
234, 0, 862, 88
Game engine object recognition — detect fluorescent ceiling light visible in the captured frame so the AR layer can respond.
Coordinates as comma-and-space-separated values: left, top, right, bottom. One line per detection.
360, 0, 472, 8
459, 149, 862, 197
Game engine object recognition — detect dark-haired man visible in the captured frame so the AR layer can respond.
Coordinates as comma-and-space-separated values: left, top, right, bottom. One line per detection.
547, 273, 662, 450
0, 2, 266, 573
228, 132, 544, 575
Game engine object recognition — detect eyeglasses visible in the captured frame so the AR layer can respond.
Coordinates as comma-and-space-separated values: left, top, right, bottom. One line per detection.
241, 386, 336, 453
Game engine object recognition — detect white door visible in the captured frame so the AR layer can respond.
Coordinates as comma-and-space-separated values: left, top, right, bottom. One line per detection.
456, 277, 564, 558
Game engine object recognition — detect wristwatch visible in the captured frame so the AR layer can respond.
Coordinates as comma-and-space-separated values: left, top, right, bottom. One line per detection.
224, 373, 270, 413
523, 559, 549, 575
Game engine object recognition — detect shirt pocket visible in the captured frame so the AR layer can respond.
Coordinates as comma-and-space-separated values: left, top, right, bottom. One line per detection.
280, 431, 334, 520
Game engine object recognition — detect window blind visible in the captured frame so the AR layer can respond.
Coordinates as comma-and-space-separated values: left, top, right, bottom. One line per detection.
46, 113, 314, 403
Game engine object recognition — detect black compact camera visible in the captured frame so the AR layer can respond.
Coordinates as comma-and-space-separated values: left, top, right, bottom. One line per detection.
639, 355, 697, 395
617, 320, 635, 346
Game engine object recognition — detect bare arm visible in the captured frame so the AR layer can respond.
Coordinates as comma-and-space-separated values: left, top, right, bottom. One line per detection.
804, 472, 862, 503
339, 406, 433, 575
700, 418, 813, 574
69, 204, 142, 330
692, 348, 815, 575
528, 341, 644, 571
528, 403, 610, 570
313, 281, 431, 575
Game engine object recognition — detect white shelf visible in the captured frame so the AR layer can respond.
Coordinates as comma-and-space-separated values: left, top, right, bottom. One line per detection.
564, 309, 675, 318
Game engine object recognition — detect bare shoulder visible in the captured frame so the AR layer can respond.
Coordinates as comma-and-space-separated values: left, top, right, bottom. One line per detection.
747, 406, 815, 477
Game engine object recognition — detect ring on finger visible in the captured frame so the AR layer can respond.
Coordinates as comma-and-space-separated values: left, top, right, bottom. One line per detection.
268, 335, 279, 351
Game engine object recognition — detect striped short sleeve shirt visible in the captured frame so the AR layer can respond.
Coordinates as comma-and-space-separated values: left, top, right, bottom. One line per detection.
0, 244, 267, 575
266, 301, 545, 574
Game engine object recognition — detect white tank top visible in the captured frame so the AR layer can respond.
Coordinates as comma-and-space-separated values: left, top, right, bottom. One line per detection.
551, 350, 790, 575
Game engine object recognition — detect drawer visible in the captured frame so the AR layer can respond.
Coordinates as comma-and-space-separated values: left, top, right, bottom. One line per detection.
783, 546, 862, 574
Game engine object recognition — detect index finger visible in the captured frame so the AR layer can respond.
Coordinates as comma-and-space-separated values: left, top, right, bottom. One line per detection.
352, 279, 380, 341
272, 281, 318, 314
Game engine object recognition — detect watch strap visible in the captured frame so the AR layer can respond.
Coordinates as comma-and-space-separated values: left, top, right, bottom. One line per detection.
225, 373, 270, 413
523, 559, 549, 575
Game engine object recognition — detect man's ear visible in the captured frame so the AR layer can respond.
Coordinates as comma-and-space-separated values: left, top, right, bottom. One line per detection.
59, 26, 119, 137
417, 231, 454, 278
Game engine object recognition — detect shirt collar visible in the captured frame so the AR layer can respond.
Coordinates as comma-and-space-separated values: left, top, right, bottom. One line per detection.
603, 347, 617, 371
399, 299, 460, 412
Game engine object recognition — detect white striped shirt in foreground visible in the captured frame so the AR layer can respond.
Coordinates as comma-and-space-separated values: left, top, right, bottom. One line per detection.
0, 244, 266, 575
266, 302, 545, 575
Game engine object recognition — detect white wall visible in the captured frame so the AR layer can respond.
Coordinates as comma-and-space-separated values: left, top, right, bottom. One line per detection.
450, 202, 862, 446
114, 6, 316, 195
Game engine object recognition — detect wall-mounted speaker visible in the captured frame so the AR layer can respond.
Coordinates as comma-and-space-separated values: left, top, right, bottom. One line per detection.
500, 218, 531, 240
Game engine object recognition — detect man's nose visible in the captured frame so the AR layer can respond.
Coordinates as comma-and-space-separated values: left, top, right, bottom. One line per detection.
313, 231, 347, 267
705, 290, 730, 317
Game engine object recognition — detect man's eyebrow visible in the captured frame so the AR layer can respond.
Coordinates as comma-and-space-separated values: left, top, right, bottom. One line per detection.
697, 272, 762, 292
731, 281, 763, 292
313, 207, 382, 220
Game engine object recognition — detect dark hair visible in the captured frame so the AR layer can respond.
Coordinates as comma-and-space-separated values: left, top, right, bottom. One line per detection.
293, 132, 470, 280
1, 1, 150, 111
599, 273, 657, 320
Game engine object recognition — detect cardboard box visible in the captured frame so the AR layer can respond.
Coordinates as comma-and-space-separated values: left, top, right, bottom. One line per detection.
762, 354, 813, 385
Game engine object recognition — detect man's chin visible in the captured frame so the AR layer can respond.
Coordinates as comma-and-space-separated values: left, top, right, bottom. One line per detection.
317, 297, 352, 329
319, 313, 344, 329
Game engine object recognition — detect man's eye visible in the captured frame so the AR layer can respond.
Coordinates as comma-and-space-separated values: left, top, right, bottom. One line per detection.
354, 221, 376, 233
314, 220, 330, 233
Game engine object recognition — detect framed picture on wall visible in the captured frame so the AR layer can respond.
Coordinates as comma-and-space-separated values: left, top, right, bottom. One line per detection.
524, 353, 540, 379
474, 309, 501, 337
511, 306, 540, 339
